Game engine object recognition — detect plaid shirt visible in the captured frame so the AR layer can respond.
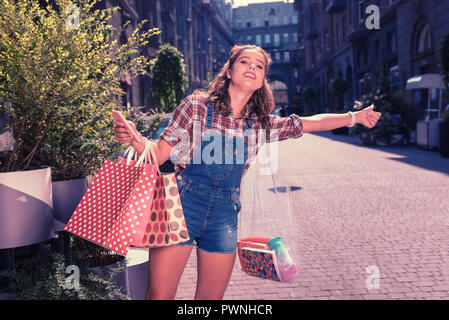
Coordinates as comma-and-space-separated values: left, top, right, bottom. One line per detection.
159, 94, 303, 177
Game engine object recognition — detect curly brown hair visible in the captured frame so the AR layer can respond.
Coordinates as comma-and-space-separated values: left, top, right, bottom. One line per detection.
195, 44, 274, 139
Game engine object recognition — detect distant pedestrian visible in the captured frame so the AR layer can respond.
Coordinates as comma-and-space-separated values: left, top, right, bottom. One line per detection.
113, 44, 381, 300
280, 106, 287, 117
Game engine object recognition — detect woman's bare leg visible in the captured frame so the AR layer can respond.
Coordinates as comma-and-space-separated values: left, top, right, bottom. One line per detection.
145, 244, 194, 300
194, 249, 236, 300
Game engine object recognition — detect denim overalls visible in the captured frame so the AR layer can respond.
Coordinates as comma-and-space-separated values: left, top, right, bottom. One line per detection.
175, 102, 253, 254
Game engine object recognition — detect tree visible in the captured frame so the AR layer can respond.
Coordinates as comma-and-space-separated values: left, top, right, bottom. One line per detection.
150, 44, 189, 113
0, 0, 160, 178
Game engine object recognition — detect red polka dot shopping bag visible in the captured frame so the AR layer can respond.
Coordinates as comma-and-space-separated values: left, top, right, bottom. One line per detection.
65, 140, 159, 256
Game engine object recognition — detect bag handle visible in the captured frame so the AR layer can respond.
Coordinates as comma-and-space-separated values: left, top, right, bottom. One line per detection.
123, 146, 138, 165
141, 138, 162, 176
134, 139, 151, 168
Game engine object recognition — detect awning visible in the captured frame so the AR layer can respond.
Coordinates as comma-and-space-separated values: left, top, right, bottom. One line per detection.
406, 73, 445, 90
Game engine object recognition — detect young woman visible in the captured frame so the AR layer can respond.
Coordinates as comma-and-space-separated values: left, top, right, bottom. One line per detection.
113, 44, 381, 300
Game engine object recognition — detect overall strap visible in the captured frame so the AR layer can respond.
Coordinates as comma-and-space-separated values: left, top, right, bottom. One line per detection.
206, 102, 214, 129
245, 118, 254, 130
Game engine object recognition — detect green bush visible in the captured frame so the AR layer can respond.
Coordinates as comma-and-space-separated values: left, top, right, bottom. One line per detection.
0, 244, 129, 300
0, 0, 160, 179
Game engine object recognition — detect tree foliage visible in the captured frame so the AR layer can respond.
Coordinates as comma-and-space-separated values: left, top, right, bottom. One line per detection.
0, 0, 160, 179
150, 43, 188, 113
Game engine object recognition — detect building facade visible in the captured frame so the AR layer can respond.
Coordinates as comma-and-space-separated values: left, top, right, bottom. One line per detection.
102, 0, 234, 110
232, 1, 302, 112
294, 0, 449, 118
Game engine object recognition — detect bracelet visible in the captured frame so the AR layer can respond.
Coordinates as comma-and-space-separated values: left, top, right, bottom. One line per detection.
347, 111, 356, 128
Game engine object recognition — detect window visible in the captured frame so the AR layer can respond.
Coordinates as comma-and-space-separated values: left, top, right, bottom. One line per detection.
336, 23, 340, 47
265, 20, 269, 27
283, 16, 289, 25
375, 39, 380, 58
292, 32, 298, 43
147, 9, 154, 27
246, 21, 251, 28
236, 20, 242, 29
388, 31, 397, 53
284, 51, 290, 62
359, 78, 366, 96
389, 65, 400, 91
283, 33, 289, 44
246, 35, 253, 43
292, 15, 298, 24
275, 52, 281, 62
325, 31, 330, 51
265, 34, 271, 44
418, 24, 432, 53
274, 17, 280, 26
256, 34, 262, 46
274, 33, 280, 46
358, 0, 365, 22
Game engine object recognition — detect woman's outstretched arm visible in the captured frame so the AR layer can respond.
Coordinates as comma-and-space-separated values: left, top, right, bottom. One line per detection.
300, 103, 381, 133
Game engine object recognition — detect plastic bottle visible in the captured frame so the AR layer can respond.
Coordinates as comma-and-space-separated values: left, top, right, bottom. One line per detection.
267, 236, 298, 282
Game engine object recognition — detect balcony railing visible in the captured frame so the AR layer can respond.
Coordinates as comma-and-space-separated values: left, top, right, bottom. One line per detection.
325, 0, 347, 14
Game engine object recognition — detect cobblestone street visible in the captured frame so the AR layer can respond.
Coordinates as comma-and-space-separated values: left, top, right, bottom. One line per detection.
175, 131, 449, 300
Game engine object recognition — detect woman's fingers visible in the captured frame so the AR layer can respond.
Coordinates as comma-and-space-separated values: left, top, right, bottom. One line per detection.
113, 121, 132, 143
113, 118, 141, 144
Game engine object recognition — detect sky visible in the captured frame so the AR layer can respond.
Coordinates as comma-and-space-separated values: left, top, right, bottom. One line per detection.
230, 0, 292, 8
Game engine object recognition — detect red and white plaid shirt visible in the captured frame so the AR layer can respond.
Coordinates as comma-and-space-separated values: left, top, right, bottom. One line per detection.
159, 94, 303, 176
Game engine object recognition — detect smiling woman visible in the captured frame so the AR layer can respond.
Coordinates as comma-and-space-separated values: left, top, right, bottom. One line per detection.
112, 43, 381, 300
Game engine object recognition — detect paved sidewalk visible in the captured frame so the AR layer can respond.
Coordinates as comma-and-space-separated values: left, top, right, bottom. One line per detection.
174, 131, 449, 300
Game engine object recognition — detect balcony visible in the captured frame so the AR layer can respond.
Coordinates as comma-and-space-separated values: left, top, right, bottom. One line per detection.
325, 0, 347, 14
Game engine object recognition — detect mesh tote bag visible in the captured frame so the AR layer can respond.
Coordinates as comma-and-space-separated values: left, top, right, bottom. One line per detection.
238, 142, 299, 283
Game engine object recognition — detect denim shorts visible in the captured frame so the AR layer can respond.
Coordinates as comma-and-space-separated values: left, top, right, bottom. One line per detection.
175, 175, 242, 254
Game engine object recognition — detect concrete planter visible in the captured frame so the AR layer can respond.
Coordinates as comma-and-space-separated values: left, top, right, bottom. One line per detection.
0, 292, 15, 300
88, 248, 149, 300
0, 167, 54, 249
52, 178, 87, 231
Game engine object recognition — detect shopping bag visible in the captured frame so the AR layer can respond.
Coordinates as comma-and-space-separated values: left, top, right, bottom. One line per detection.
64, 140, 158, 256
237, 146, 299, 282
132, 142, 190, 247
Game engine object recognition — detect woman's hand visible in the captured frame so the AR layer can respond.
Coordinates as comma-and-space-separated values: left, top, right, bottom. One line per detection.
113, 119, 146, 154
354, 102, 382, 129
